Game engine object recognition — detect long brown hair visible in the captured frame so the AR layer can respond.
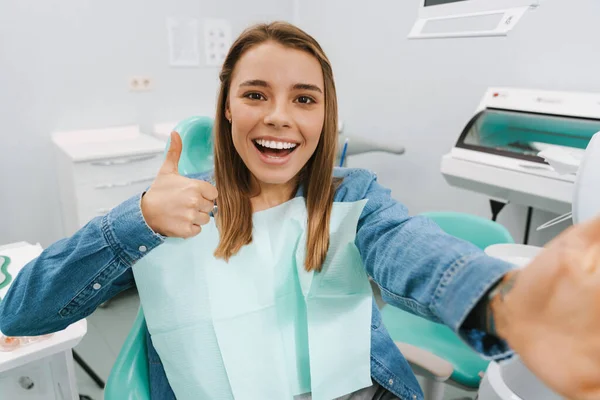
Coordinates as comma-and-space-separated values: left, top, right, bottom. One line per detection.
213, 21, 339, 272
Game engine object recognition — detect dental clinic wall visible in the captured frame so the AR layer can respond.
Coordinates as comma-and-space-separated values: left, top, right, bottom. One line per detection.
1, 0, 596, 248
295, 0, 600, 246
0, 0, 293, 246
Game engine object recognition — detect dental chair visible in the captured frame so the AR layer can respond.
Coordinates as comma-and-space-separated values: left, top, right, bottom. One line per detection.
381, 211, 514, 400
105, 308, 150, 400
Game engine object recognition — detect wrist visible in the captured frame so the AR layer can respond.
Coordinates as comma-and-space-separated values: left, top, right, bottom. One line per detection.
140, 191, 160, 236
488, 270, 519, 340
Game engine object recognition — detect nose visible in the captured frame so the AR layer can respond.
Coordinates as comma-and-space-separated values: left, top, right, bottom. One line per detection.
263, 100, 292, 129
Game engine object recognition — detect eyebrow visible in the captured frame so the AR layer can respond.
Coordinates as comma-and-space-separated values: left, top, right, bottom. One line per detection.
239, 79, 323, 94
293, 83, 323, 94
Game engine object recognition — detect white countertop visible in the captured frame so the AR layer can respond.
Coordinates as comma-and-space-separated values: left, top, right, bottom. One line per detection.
0, 242, 87, 372
52, 125, 166, 162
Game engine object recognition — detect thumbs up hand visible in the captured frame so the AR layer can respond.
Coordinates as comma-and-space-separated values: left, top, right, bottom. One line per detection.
141, 132, 218, 238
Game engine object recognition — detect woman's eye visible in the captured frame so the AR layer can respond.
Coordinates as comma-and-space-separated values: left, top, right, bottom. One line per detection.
245, 92, 265, 101
296, 96, 315, 104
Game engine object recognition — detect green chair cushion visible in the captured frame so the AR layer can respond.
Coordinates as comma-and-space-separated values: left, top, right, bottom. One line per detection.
381, 305, 489, 388
105, 308, 150, 399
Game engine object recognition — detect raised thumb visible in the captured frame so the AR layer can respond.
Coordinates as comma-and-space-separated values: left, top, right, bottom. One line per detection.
159, 132, 183, 175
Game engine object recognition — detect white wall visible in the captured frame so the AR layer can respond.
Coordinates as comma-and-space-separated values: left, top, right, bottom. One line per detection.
295, 0, 600, 245
2, 0, 597, 248
0, 0, 293, 246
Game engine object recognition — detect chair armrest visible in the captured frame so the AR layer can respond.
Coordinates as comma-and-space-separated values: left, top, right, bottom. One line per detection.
395, 342, 453, 381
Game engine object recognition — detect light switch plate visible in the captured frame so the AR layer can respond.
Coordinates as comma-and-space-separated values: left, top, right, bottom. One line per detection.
204, 19, 232, 67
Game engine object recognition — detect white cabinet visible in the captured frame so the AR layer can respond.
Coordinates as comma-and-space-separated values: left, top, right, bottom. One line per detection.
52, 126, 165, 236
0, 242, 88, 400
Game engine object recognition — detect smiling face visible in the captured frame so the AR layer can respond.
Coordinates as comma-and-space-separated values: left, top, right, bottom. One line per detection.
225, 41, 325, 187
212, 22, 339, 271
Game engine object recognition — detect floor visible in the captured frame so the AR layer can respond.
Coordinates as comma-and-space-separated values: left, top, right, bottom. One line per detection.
73, 287, 477, 400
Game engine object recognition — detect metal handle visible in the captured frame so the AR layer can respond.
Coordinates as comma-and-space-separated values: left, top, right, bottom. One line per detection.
338, 135, 406, 156
94, 176, 154, 190
90, 154, 158, 166
517, 163, 553, 171
18, 376, 35, 390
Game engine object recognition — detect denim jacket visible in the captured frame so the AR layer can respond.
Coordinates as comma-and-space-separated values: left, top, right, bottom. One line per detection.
0, 168, 515, 400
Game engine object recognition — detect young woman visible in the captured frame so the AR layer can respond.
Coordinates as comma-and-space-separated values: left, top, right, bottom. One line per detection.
1, 22, 599, 400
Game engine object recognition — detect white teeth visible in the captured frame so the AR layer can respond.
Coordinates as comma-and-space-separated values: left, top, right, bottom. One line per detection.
255, 139, 297, 149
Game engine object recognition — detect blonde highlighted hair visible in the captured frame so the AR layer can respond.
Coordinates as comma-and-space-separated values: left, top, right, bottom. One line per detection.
213, 21, 339, 272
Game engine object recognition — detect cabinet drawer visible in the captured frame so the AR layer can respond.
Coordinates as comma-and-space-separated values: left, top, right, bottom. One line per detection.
75, 180, 152, 225
73, 152, 162, 186
0, 359, 56, 400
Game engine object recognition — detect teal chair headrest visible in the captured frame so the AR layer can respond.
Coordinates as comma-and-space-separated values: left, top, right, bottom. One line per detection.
164, 116, 214, 175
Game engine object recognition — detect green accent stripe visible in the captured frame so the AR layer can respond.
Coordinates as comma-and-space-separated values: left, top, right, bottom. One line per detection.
0, 256, 12, 302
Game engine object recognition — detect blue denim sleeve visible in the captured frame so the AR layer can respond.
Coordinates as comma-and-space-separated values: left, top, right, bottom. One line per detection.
0, 193, 164, 336
337, 168, 516, 359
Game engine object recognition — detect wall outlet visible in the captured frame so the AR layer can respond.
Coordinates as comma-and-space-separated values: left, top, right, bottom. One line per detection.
129, 76, 153, 92
204, 19, 232, 67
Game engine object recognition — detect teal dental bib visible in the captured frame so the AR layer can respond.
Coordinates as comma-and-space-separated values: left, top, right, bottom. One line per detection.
132, 198, 372, 400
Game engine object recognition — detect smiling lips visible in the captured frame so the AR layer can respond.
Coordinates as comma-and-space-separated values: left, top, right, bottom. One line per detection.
252, 138, 299, 163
